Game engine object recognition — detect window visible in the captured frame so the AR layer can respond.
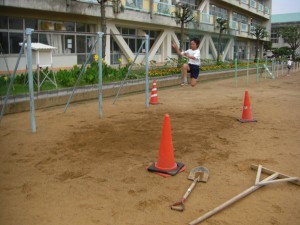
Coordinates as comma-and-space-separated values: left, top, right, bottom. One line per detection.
9, 17, 23, 30
0, 16, 95, 63
157, 0, 170, 14
112, 27, 159, 64
210, 37, 228, 55
0, 32, 8, 53
251, 18, 262, 27
65, 35, 75, 53
210, 4, 228, 19
180, 0, 201, 10
0, 16, 8, 29
271, 29, 279, 44
76, 23, 86, 32
126, 0, 143, 9
76, 35, 94, 54
39, 33, 51, 45
25, 19, 38, 30
64, 22, 75, 32
236, 41, 247, 59
232, 12, 247, 24
9, 33, 23, 53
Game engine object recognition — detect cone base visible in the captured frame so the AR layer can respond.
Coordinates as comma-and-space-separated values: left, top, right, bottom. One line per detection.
147, 162, 185, 177
149, 101, 160, 105
238, 118, 257, 123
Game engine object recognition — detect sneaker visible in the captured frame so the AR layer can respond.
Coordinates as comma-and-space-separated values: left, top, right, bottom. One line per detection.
180, 82, 188, 86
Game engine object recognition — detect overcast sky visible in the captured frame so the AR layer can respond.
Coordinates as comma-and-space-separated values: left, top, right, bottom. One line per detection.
272, 0, 300, 14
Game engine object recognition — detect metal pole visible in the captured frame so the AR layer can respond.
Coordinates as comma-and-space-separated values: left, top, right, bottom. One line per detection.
26, 28, 36, 133
246, 57, 249, 86
97, 32, 104, 118
145, 34, 149, 108
271, 59, 273, 77
256, 58, 259, 82
113, 40, 145, 104
64, 39, 97, 112
0, 39, 26, 124
234, 54, 237, 88
264, 57, 267, 79
276, 61, 279, 78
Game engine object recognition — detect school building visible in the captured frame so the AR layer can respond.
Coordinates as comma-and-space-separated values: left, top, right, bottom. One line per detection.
271, 12, 300, 56
0, 0, 272, 74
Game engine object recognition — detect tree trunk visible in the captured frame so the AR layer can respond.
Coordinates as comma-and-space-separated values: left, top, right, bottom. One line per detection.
180, 20, 185, 51
100, 1, 107, 58
217, 31, 222, 64
254, 39, 259, 62
176, 19, 184, 68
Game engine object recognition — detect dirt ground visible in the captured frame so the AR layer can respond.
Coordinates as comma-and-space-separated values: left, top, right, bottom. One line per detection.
0, 71, 300, 225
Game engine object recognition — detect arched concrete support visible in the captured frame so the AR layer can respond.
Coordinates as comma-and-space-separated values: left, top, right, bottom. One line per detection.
107, 23, 135, 61
199, 35, 209, 59
223, 38, 234, 61
148, 30, 168, 61
208, 36, 217, 59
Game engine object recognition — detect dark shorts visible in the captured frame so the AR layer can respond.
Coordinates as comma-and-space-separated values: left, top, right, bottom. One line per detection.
188, 64, 200, 79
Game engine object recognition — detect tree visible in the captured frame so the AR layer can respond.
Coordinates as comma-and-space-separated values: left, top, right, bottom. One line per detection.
279, 26, 300, 60
97, 0, 108, 58
251, 25, 268, 62
97, 0, 124, 58
215, 17, 228, 64
272, 47, 291, 59
263, 40, 272, 51
173, 3, 195, 51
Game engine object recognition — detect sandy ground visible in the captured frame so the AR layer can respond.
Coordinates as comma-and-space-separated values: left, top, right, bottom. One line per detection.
0, 71, 300, 225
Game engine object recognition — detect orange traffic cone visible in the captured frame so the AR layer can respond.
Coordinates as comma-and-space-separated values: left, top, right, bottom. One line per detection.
239, 90, 257, 123
147, 114, 185, 177
149, 80, 159, 104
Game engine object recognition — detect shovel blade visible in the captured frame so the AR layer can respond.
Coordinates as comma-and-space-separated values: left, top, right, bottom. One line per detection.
188, 167, 209, 182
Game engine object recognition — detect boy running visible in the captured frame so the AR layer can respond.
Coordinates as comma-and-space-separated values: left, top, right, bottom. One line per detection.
172, 37, 201, 87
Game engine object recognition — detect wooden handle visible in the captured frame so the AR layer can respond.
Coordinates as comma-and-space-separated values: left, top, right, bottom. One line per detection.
182, 179, 198, 200
188, 172, 279, 225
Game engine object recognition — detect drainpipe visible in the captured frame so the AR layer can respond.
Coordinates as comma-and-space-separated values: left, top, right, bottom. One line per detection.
150, 0, 153, 18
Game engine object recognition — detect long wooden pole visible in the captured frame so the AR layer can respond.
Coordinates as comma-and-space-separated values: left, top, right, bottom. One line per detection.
188, 172, 278, 225
189, 165, 299, 225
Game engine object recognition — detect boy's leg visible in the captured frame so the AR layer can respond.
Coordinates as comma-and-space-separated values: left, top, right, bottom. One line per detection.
181, 63, 189, 84
190, 78, 197, 87
189, 65, 199, 87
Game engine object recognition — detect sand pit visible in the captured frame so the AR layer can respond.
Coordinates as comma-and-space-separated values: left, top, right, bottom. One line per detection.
0, 72, 300, 225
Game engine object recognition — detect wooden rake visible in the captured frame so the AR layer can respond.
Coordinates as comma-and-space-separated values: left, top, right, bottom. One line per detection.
189, 164, 300, 225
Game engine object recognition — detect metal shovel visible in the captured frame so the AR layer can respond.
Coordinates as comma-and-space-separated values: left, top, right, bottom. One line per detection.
171, 166, 209, 212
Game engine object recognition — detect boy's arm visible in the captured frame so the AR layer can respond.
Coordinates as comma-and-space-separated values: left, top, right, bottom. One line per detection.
172, 42, 183, 56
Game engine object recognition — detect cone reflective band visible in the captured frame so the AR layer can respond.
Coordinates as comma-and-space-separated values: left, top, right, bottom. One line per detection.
147, 114, 185, 177
149, 80, 159, 104
239, 90, 257, 123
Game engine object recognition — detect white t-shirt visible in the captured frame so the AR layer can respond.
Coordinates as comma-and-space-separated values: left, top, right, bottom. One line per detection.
181, 49, 201, 66
287, 60, 292, 66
